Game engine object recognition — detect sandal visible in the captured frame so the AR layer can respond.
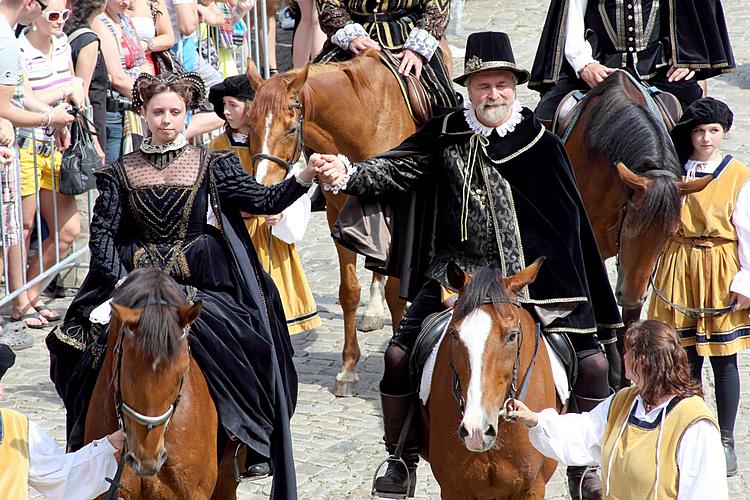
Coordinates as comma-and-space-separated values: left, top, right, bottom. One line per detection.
10, 312, 48, 330
33, 304, 62, 323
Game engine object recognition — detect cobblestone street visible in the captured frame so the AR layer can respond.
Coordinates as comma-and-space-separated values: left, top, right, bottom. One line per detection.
4, 0, 750, 498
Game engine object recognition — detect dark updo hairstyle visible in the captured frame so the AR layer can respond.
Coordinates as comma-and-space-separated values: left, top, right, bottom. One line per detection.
132, 73, 206, 113
624, 320, 703, 408
64, 0, 107, 35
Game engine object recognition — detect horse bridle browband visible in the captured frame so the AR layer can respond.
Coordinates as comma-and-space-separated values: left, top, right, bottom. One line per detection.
449, 297, 541, 422
251, 99, 305, 173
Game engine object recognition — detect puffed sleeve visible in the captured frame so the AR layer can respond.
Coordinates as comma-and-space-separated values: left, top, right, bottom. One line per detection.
211, 152, 308, 216
402, 0, 450, 60
89, 167, 127, 285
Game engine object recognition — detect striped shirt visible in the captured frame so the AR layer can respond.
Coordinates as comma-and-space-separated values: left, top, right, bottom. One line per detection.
18, 31, 73, 142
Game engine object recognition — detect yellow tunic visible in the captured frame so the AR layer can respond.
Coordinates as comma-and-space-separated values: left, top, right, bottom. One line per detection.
648, 157, 750, 356
601, 386, 716, 500
208, 133, 321, 334
0, 408, 30, 500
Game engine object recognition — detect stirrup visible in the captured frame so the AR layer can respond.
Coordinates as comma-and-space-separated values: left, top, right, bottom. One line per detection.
371, 455, 412, 499
232, 443, 270, 483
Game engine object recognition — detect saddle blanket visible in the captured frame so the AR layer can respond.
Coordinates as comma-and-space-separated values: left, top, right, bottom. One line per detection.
418, 324, 571, 406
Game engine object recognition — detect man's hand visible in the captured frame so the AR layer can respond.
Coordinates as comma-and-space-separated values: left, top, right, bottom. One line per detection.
580, 62, 615, 89
264, 213, 283, 227
48, 103, 75, 129
348, 35, 381, 55
732, 292, 750, 311
0, 118, 14, 147
394, 49, 424, 79
0, 146, 15, 166
667, 60, 695, 82
309, 153, 347, 186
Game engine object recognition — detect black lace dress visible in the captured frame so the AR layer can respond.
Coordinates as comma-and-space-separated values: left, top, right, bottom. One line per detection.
46, 144, 306, 498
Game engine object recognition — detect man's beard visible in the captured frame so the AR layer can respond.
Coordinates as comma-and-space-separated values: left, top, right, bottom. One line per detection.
476, 98, 514, 124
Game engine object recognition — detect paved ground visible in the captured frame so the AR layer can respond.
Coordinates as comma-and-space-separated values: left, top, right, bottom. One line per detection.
3, 0, 750, 498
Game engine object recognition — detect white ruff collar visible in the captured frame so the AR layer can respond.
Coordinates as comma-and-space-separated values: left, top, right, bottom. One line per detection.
464, 100, 523, 138
140, 133, 188, 154
231, 133, 248, 144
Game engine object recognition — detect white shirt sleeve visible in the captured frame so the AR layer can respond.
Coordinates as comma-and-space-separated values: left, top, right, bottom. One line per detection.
564, 0, 597, 75
527, 394, 613, 466
27, 420, 119, 500
271, 194, 311, 245
676, 420, 728, 500
730, 179, 750, 298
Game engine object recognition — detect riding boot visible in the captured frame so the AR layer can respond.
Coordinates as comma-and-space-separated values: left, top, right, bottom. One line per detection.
567, 466, 603, 500
721, 430, 738, 477
373, 391, 420, 498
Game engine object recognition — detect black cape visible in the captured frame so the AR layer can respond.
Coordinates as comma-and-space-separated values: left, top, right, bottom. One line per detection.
529, 0, 735, 91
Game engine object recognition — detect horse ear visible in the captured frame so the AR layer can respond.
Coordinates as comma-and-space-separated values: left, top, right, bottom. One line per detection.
677, 175, 713, 196
287, 63, 310, 96
446, 262, 469, 292
616, 162, 651, 193
246, 58, 264, 90
505, 257, 545, 295
111, 303, 143, 328
177, 301, 203, 329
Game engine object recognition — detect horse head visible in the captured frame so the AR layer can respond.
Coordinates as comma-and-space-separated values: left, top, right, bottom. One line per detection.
109, 269, 202, 476
445, 258, 543, 452
246, 61, 310, 186
614, 162, 712, 309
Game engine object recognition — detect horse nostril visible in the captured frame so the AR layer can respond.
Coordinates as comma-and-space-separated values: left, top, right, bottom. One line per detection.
485, 425, 496, 438
458, 424, 469, 440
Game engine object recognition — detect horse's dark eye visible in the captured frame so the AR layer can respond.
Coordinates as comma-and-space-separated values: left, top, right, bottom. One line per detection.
506, 331, 519, 344
285, 127, 297, 137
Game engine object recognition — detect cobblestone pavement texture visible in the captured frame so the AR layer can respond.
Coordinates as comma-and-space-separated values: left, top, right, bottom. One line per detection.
3, 0, 750, 498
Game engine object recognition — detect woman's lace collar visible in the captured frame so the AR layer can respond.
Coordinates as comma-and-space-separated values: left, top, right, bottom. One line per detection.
140, 133, 188, 154
463, 100, 523, 138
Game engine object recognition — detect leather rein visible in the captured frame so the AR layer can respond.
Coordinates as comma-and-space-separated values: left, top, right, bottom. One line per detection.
449, 297, 542, 422
250, 99, 305, 173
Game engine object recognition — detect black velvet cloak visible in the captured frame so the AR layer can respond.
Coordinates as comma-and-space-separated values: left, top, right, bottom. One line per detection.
529, 0, 735, 91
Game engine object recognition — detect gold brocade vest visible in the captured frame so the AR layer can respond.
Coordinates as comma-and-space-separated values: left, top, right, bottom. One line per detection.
0, 408, 30, 500
601, 387, 716, 500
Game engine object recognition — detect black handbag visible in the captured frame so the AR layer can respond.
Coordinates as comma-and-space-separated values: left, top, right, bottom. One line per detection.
59, 112, 101, 195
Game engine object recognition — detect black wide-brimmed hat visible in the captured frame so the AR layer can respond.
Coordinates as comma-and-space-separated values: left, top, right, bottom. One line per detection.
208, 75, 255, 120
0, 344, 15, 381
454, 31, 530, 86
671, 97, 734, 163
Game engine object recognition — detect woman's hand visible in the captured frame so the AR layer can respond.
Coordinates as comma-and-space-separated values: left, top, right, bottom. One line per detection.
509, 399, 539, 428
106, 429, 126, 452
348, 35, 380, 55
732, 292, 750, 311
264, 213, 283, 227
0, 118, 14, 147
0, 146, 15, 166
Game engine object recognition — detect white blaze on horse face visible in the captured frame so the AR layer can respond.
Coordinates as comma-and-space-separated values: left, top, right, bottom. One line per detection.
458, 309, 492, 450
255, 112, 273, 184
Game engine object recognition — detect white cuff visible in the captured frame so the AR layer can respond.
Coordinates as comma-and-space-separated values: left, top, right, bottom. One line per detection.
730, 268, 750, 299
295, 171, 313, 187
322, 154, 357, 195
331, 23, 368, 51
568, 45, 597, 76
404, 27, 439, 61
90, 436, 118, 455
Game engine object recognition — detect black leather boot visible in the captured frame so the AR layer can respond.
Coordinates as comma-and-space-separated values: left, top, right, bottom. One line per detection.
567, 466, 603, 500
721, 430, 738, 477
373, 392, 419, 498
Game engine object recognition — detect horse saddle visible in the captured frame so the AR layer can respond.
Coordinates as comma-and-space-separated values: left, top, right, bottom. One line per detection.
545, 331, 578, 390
378, 51, 432, 126
648, 87, 682, 129
409, 308, 453, 389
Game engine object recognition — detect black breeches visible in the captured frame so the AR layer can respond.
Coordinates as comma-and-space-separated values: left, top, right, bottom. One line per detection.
686, 346, 739, 434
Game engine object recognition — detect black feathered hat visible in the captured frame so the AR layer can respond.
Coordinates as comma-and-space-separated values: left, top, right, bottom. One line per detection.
454, 32, 529, 86
208, 75, 255, 120
671, 97, 733, 163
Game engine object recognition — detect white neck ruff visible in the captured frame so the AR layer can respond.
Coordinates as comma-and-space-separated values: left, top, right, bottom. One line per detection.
140, 133, 188, 154
464, 100, 523, 138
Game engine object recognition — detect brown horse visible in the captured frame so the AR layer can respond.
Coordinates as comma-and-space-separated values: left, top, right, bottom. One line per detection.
83, 269, 240, 499
245, 52, 430, 396
425, 259, 557, 499
562, 71, 711, 381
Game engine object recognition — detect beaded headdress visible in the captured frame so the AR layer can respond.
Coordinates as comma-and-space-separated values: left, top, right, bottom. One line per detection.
131, 72, 207, 112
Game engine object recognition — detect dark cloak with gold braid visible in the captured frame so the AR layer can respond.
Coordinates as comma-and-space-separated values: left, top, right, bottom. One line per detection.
529, 0, 735, 92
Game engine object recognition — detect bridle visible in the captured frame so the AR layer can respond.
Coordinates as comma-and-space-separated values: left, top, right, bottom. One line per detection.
607, 192, 637, 268
449, 297, 541, 422
250, 99, 305, 173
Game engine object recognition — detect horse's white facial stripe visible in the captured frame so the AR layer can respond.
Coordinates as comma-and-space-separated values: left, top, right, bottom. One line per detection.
255, 112, 273, 183
458, 309, 492, 430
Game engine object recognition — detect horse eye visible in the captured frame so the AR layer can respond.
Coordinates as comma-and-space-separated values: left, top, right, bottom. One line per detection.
506, 331, 519, 344
285, 127, 297, 137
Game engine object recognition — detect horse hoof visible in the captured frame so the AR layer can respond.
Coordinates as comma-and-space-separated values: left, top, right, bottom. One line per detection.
358, 315, 385, 332
333, 375, 360, 397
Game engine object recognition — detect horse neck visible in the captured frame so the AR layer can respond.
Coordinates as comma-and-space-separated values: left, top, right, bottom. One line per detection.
303, 62, 416, 160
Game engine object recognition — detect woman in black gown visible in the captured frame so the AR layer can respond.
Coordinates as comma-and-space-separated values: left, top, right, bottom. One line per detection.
46, 73, 330, 499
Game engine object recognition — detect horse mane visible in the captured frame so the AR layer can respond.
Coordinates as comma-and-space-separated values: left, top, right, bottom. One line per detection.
582, 74, 682, 235
453, 268, 513, 322
112, 268, 189, 363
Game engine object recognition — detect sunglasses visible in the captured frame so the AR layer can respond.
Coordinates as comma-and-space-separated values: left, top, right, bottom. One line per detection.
43, 9, 70, 21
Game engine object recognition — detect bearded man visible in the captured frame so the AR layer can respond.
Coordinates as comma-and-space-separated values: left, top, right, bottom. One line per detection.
312, 32, 623, 499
